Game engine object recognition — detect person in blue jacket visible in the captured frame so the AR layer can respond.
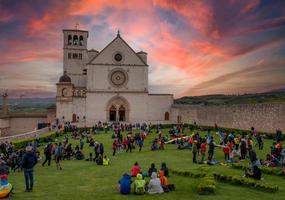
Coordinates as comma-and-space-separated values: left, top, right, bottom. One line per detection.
118, 173, 132, 195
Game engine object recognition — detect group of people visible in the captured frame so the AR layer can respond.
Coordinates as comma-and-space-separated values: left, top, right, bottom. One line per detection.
118, 162, 174, 195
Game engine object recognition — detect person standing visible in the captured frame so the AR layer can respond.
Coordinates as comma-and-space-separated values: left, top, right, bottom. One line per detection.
55, 143, 63, 170
208, 137, 215, 161
192, 140, 198, 163
22, 145, 37, 192
42, 143, 52, 167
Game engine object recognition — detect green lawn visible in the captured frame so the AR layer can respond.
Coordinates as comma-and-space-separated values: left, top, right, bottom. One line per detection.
8, 129, 285, 200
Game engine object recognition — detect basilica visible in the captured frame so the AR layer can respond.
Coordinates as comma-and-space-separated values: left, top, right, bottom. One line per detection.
56, 28, 174, 126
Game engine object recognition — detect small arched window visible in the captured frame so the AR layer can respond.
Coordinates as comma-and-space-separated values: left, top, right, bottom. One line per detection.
73, 35, 78, 45
79, 35, 84, 46
164, 112, 170, 121
68, 35, 72, 45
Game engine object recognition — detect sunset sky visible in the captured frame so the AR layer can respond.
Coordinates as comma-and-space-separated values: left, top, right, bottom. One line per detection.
0, 0, 285, 98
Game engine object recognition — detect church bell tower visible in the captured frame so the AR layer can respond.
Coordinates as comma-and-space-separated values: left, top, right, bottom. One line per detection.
62, 28, 89, 87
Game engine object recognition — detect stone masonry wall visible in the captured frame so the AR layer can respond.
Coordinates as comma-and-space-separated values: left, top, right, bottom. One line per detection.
173, 103, 285, 133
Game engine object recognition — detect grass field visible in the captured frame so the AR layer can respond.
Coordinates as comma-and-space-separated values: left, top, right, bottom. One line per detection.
8, 129, 285, 200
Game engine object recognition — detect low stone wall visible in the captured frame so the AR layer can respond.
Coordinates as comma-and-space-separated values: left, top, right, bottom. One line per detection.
172, 103, 285, 133
0, 127, 50, 142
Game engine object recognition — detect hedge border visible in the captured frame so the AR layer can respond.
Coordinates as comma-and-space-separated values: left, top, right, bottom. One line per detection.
231, 163, 285, 177
213, 173, 278, 193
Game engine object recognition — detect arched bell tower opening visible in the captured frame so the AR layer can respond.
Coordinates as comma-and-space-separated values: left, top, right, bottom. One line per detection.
106, 96, 129, 122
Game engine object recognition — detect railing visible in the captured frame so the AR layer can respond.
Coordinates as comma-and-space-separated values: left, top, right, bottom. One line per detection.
0, 127, 50, 142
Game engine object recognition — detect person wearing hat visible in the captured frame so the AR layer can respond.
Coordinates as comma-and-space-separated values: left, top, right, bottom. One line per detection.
22, 145, 37, 192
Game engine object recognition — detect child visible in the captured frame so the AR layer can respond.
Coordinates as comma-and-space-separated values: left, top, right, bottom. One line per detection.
200, 139, 206, 162
223, 144, 230, 162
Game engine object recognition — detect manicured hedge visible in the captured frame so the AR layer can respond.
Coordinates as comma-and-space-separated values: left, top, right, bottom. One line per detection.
213, 173, 278, 193
170, 169, 207, 178
170, 169, 215, 195
231, 163, 284, 177
13, 131, 58, 149
197, 176, 216, 195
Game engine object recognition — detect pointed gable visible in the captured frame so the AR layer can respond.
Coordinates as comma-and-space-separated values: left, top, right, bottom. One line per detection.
88, 34, 147, 66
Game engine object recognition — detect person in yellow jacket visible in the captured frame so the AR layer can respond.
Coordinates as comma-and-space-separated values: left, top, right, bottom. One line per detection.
133, 173, 146, 195
103, 155, 110, 166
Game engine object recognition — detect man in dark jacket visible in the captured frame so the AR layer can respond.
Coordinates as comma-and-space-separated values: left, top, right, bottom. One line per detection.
42, 144, 52, 167
22, 145, 37, 192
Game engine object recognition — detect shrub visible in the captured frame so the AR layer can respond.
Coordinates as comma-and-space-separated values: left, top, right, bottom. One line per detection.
213, 173, 278, 193
13, 131, 57, 149
170, 169, 206, 178
197, 176, 216, 195
231, 163, 284, 177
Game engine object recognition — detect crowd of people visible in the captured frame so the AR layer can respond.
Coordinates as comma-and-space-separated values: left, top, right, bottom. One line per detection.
0, 121, 283, 197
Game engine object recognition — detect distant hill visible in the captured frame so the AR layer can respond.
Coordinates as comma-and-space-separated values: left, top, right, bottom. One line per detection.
0, 97, 55, 112
174, 89, 285, 105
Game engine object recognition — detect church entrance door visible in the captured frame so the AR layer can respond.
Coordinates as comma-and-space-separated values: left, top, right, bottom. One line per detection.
109, 105, 117, 121
119, 105, 126, 121
106, 96, 129, 122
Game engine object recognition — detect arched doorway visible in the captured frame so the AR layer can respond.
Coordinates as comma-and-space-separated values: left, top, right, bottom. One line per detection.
109, 105, 117, 121
164, 112, 170, 120
119, 105, 126, 121
106, 96, 130, 122
72, 114, 77, 123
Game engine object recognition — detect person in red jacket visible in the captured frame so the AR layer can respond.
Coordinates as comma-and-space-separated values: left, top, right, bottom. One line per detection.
223, 144, 230, 162
200, 139, 207, 162
131, 162, 141, 177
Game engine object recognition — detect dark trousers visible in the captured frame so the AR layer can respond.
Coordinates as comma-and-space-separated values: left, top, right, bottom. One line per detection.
24, 169, 34, 191
42, 156, 51, 166
193, 152, 197, 163
224, 153, 229, 161
113, 148, 116, 156
126, 144, 132, 153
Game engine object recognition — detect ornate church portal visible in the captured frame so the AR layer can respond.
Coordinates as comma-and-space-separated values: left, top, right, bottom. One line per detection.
106, 96, 129, 122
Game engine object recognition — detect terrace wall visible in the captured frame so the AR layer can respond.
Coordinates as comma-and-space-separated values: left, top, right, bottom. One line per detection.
172, 103, 285, 133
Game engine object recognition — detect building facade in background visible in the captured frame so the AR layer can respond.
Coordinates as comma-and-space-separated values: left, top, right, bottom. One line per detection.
56, 29, 173, 126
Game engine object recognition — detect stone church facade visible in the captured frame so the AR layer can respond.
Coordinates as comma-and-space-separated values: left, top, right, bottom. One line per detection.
56, 29, 174, 126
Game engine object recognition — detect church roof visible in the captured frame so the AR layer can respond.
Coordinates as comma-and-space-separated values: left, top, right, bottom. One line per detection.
87, 32, 148, 66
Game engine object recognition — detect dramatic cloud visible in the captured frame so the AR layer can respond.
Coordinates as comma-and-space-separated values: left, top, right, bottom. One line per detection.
0, 0, 285, 97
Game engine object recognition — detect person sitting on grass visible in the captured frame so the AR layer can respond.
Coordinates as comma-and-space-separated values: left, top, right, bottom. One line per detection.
103, 155, 110, 166
131, 162, 141, 177
245, 165, 262, 180
160, 162, 169, 177
118, 173, 132, 195
134, 173, 146, 195
148, 163, 157, 177
148, 172, 164, 194
159, 170, 175, 192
